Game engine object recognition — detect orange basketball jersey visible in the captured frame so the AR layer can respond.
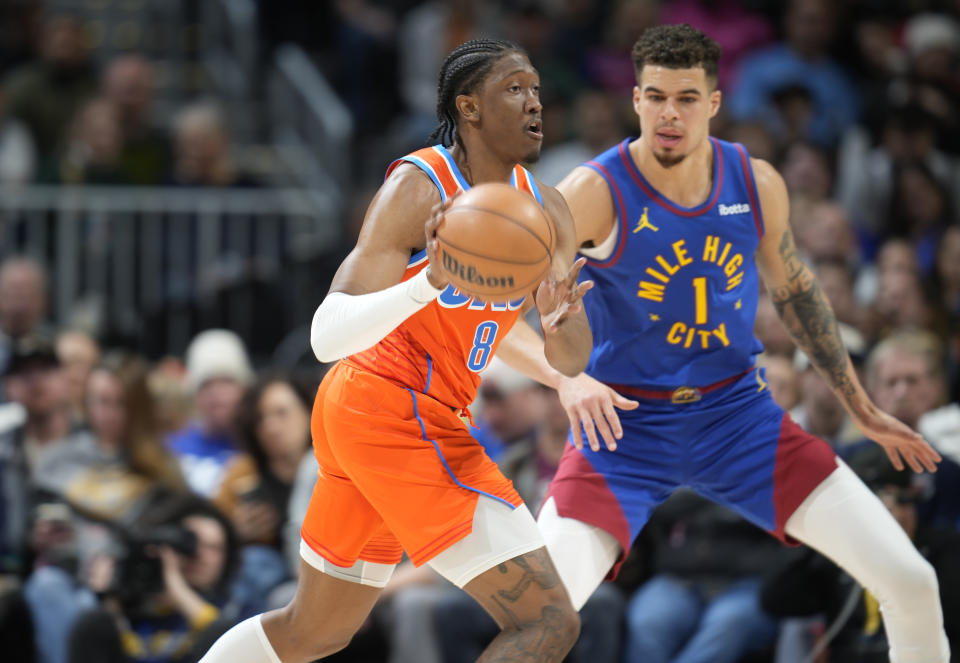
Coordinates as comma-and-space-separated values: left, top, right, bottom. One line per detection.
345, 145, 545, 409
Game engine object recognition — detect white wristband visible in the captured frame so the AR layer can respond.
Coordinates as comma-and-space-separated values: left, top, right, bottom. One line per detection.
311, 269, 444, 362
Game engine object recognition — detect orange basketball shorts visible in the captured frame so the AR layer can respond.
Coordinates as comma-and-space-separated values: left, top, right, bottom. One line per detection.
301, 361, 522, 568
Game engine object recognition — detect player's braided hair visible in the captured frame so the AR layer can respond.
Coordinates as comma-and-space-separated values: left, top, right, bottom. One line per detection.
631, 24, 721, 85
428, 39, 524, 148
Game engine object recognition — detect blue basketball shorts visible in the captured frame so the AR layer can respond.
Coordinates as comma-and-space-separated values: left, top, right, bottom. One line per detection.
543, 368, 839, 576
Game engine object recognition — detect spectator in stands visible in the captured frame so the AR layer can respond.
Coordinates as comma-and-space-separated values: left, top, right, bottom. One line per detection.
34, 352, 186, 517
722, 122, 775, 162
836, 104, 960, 243
660, 0, 773, 90
3, 335, 83, 483
170, 102, 257, 188
22, 353, 188, 663
23, 351, 189, 663
621, 491, 782, 663
869, 257, 940, 339
102, 54, 172, 186
756, 353, 800, 412
0, 334, 86, 586
778, 140, 833, 200
55, 330, 100, 427
886, 161, 952, 274
793, 200, 858, 269
586, 0, 660, 94
867, 330, 945, 441
754, 292, 796, 357
0, 86, 35, 184
727, 0, 858, 147
933, 225, 960, 322
148, 358, 191, 436
2, 14, 98, 166
762, 444, 960, 661
536, 89, 625, 187
67, 498, 240, 663
900, 14, 960, 155
793, 362, 859, 449
214, 374, 312, 617
396, 0, 500, 147
39, 97, 127, 185
855, 237, 917, 313
473, 358, 549, 455
816, 259, 868, 338
168, 330, 252, 497
861, 330, 960, 527
497, 385, 568, 513
0, 257, 50, 387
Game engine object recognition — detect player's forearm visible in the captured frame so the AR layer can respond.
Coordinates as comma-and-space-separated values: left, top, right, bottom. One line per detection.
770, 265, 870, 416
310, 269, 443, 362
497, 318, 569, 389
543, 311, 592, 378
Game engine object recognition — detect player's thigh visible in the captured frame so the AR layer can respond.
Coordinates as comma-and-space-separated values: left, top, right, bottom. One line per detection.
462, 546, 576, 631
426, 495, 575, 629
327, 386, 523, 567
693, 390, 836, 540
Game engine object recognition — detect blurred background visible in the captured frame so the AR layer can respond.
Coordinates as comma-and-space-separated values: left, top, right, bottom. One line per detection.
0, 1, 959, 662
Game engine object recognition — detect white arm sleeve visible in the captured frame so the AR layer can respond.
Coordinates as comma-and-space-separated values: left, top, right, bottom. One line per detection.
311, 268, 444, 362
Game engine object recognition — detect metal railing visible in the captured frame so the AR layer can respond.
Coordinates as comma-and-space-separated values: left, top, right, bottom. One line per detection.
269, 43, 354, 194
200, 0, 261, 142
0, 185, 340, 356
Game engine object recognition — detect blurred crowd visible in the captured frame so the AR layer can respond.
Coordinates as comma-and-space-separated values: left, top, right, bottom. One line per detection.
0, 9, 260, 189
1, 0, 960, 662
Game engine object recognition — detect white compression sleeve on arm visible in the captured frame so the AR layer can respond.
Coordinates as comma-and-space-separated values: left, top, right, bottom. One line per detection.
311, 268, 444, 362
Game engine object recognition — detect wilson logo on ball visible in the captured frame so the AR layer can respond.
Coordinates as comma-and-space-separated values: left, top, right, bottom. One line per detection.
442, 249, 515, 289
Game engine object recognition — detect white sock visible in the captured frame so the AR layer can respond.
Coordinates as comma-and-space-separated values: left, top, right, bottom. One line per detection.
199, 614, 282, 663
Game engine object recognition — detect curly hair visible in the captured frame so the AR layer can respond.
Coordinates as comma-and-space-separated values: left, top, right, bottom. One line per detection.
428, 39, 525, 148
631, 24, 722, 85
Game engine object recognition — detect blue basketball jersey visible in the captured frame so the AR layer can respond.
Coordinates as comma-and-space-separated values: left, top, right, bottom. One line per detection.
579, 137, 765, 388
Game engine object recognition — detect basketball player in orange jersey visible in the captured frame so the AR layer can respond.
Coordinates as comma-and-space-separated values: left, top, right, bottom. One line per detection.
496, 25, 950, 663
200, 39, 593, 663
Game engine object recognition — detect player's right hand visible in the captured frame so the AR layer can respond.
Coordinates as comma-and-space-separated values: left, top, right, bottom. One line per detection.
558, 373, 638, 452
424, 198, 452, 289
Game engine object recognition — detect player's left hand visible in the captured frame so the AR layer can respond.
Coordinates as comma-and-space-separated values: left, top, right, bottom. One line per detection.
537, 257, 593, 333
854, 405, 941, 473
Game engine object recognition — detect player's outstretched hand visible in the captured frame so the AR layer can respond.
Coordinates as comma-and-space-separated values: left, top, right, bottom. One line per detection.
558, 372, 638, 452
537, 257, 594, 333
855, 405, 941, 473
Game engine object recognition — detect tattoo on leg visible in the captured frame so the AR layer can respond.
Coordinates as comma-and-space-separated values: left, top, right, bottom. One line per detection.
478, 604, 571, 662
494, 550, 559, 603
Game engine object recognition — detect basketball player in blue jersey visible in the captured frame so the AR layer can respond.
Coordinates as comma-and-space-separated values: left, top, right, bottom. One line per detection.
497, 25, 950, 662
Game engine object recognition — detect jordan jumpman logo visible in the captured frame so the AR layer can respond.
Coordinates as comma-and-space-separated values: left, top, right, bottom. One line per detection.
633, 207, 659, 233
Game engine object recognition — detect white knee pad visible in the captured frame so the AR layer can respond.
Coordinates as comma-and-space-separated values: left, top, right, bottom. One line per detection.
300, 540, 397, 588
537, 497, 620, 610
427, 495, 545, 588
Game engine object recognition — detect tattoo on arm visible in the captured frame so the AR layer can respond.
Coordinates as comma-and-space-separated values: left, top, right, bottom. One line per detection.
770, 230, 857, 404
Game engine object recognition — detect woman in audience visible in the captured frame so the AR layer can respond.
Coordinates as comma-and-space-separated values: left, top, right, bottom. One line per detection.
214, 373, 313, 616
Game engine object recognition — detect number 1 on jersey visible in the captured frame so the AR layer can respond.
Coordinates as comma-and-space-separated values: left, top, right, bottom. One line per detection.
693, 277, 708, 325
468, 321, 499, 371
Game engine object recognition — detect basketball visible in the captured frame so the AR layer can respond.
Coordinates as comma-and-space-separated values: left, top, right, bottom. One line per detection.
436, 183, 556, 302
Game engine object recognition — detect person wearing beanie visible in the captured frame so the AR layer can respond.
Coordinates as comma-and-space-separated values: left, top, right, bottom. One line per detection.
168, 329, 253, 496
